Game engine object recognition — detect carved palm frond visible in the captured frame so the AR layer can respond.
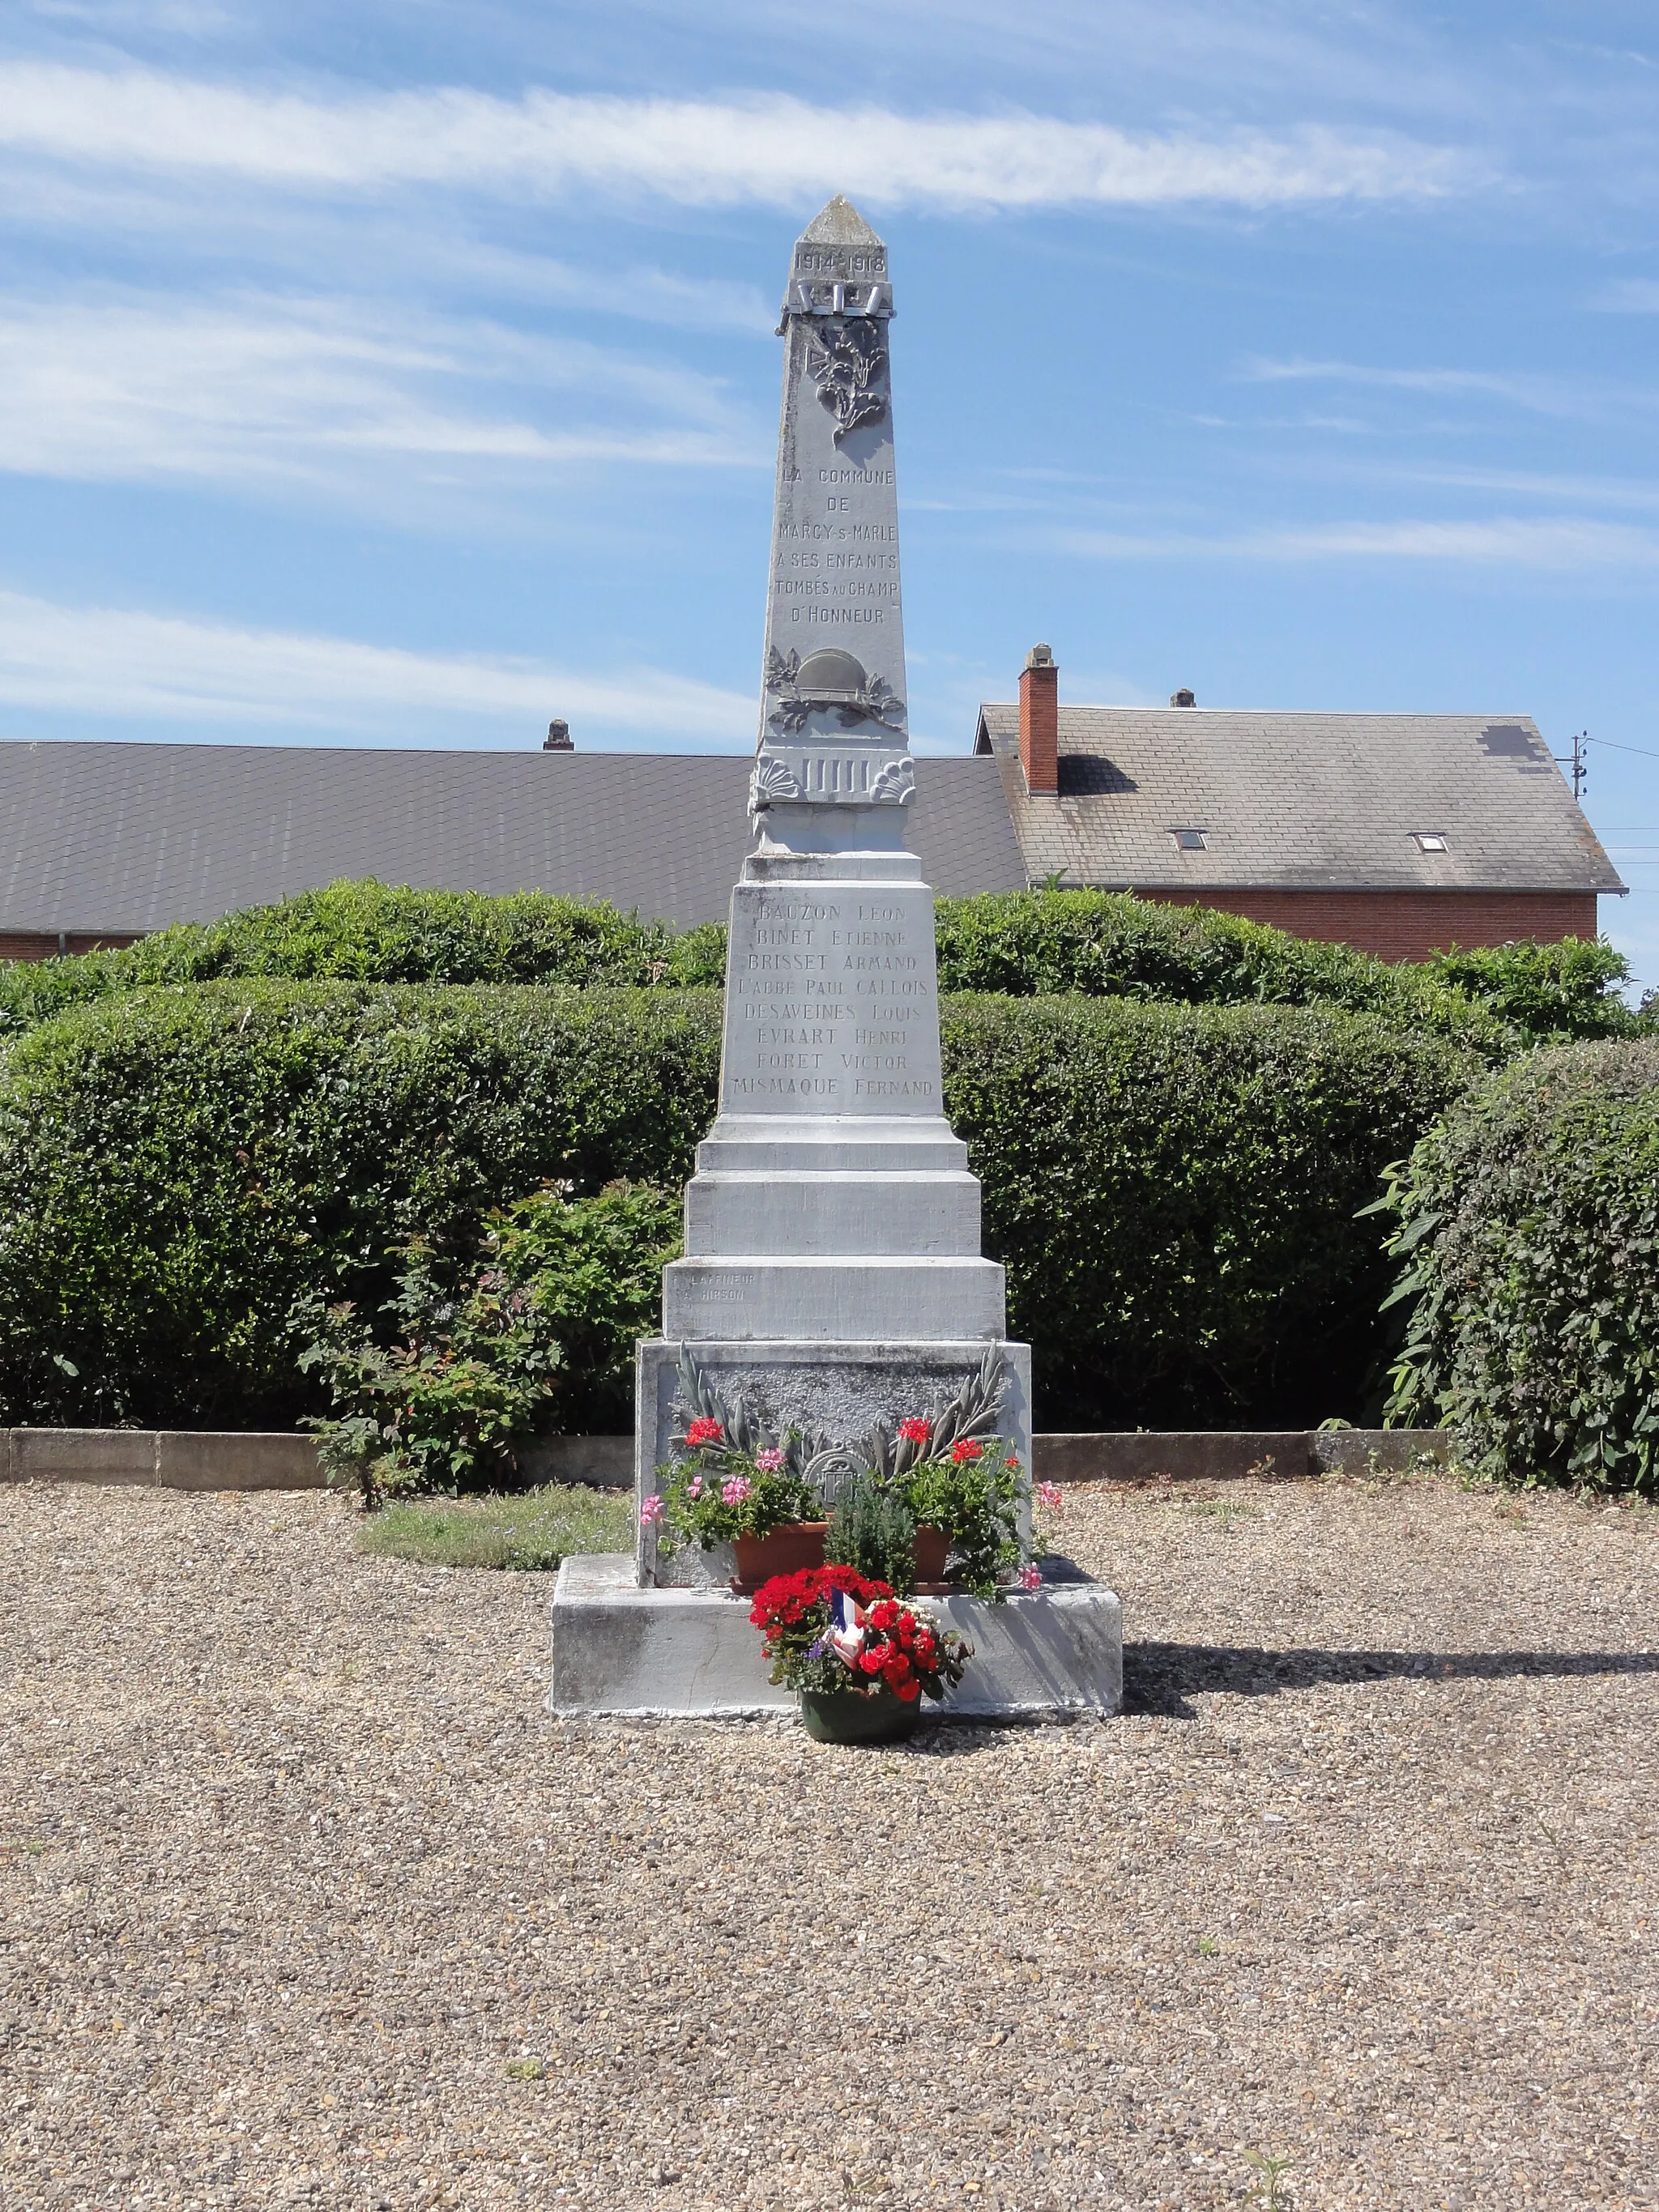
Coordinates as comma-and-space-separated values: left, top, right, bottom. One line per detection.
667, 1346, 1013, 1506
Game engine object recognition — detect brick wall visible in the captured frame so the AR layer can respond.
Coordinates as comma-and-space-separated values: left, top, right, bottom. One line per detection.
1144, 889, 1600, 964
0, 932, 144, 963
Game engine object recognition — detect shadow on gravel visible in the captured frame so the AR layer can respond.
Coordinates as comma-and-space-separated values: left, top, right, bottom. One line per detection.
1127, 1642, 1659, 1720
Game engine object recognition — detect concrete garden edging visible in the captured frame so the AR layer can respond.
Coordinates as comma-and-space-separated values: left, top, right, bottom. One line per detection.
0, 1426, 1448, 1491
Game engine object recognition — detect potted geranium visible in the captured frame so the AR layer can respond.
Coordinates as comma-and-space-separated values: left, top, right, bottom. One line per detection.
649, 1416, 825, 1588
822, 1427, 1066, 1598
902, 1427, 1028, 1596
748, 1565, 971, 1744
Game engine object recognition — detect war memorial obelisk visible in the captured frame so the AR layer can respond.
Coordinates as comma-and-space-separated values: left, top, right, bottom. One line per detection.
645, 194, 1027, 1562
548, 200, 1120, 1716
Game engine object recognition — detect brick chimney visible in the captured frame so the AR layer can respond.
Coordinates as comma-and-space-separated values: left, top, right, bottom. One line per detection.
1017, 643, 1058, 795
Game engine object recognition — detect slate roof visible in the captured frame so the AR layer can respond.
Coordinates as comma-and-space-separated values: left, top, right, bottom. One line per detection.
975, 706, 1623, 895
0, 740, 1026, 935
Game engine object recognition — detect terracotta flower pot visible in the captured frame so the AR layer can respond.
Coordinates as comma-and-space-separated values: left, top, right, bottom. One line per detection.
732, 1519, 827, 1592
799, 1688, 921, 1745
912, 1524, 951, 1583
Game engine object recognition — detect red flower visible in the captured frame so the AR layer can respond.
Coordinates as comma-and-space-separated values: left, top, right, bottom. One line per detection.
898, 1417, 932, 1445
950, 1437, 983, 1464
859, 1650, 885, 1675
684, 1416, 723, 1447
894, 1677, 921, 1702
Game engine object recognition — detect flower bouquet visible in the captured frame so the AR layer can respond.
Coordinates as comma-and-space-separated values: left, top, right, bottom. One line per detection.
748, 1565, 971, 1744
646, 1417, 824, 1588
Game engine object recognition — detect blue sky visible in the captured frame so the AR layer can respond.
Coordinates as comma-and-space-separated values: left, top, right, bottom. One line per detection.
1, 1, 1657, 988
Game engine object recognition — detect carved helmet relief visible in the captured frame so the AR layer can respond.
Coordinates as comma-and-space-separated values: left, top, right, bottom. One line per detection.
765, 646, 906, 738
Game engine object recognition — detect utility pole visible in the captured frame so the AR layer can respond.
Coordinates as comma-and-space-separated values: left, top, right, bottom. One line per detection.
1554, 728, 1589, 801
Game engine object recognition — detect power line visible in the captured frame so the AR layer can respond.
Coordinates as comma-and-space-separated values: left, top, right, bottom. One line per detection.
1591, 734, 1659, 765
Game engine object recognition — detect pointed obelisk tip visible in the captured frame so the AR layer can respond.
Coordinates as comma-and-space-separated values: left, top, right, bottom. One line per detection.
798, 194, 885, 249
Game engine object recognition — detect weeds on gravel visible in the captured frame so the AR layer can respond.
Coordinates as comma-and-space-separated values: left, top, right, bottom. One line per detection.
1243, 2148, 1297, 2207
1186, 1499, 1262, 1532
356, 1483, 632, 1571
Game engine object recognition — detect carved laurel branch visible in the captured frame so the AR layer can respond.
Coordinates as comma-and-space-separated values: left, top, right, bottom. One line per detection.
803, 317, 889, 446
668, 1342, 1011, 1511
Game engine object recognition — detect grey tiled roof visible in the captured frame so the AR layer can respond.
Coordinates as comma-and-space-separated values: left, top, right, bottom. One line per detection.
0, 740, 1026, 935
977, 706, 1623, 894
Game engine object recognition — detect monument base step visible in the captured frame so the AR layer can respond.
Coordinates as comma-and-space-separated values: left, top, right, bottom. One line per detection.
548, 1554, 1124, 1720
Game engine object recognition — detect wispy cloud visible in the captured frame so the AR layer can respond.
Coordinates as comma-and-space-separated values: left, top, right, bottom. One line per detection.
1051, 517, 1659, 569
1595, 277, 1659, 312
0, 293, 761, 497
1371, 464, 1659, 514
1239, 355, 1607, 417
0, 63, 1473, 211
0, 589, 755, 744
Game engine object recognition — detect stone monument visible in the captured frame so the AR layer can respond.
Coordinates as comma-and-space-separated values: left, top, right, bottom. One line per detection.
637, 193, 1026, 1585
548, 199, 1121, 1717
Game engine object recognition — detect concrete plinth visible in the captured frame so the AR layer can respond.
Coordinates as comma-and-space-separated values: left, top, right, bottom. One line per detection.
548, 1553, 1123, 1721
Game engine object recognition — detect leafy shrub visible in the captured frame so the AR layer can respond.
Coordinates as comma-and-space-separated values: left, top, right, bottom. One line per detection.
1424, 936, 1636, 1043
1378, 1040, 1659, 1490
0, 982, 1469, 1433
297, 1182, 680, 1502
0, 880, 721, 1041
944, 995, 1474, 1429
934, 889, 1632, 1052
0, 982, 717, 1428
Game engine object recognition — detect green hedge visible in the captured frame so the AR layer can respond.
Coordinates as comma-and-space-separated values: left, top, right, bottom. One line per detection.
0, 983, 720, 1428
0, 880, 725, 1040
0, 982, 1470, 1432
933, 891, 1636, 1051
1380, 1041, 1659, 1489
941, 996, 1473, 1428
0, 880, 1637, 1054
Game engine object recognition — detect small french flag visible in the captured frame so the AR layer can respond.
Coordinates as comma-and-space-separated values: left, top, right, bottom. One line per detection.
826, 1585, 868, 1664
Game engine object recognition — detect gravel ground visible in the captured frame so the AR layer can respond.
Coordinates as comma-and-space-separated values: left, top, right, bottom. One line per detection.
3, 1474, 1657, 2212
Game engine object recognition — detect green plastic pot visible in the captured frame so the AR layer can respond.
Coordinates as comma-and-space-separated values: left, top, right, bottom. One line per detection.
798, 1688, 921, 1745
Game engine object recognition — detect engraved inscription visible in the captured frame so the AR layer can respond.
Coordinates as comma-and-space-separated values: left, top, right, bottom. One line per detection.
723, 890, 941, 1114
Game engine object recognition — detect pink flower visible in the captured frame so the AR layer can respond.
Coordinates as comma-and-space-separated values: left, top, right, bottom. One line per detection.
1035, 1481, 1063, 1511
722, 1475, 753, 1506
638, 1494, 665, 1526
754, 1447, 783, 1473
1017, 1564, 1042, 1592
687, 1476, 703, 1500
